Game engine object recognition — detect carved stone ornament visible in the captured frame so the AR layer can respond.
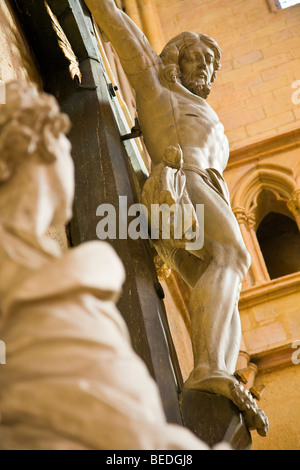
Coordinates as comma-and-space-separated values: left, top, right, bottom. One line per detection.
0, 81, 211, 450
45, 2, 82, 83
287, 189, 300, 217
233, 207, 257, 231
85, 0, 268, 437
154, 254, 172, 281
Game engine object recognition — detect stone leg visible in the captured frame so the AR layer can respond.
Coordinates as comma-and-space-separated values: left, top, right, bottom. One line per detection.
168, 171, 249, 386
186, 255, 243, 383
171, 171, 269, 436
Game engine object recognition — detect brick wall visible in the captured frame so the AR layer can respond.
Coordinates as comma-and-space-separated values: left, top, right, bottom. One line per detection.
0, 1, 41, 84
154, 0, 300, 151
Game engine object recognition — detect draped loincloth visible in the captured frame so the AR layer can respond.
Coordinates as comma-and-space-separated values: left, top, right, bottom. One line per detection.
141, 145, 230, 250
141, 144, 232, 270
182, 163, 230, 206
141, 145, 199, 249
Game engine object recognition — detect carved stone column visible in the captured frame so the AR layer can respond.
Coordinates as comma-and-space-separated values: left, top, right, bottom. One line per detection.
122, 0, 143, 30
233, 207, 270, 285
287, 190, 300, 231
234, 208, 255, 287
247, 212, 271, 283
122, 0, 165, 55
136, 0, 165, 54
236, 352, 258, 391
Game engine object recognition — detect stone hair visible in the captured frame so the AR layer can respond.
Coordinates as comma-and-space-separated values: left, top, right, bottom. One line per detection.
160, 31, 222, 84
0, 81, 71, 184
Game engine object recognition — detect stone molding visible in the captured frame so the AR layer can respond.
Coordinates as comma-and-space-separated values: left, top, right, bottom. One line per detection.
287, 189, 300, 217
227, 128, 300, 170
240, 270, 300, 306
233, 207, 256, 230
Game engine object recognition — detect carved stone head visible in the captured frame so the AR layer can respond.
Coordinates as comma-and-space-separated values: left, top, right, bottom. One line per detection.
160, 32, 222, 99
0, 81, 74, 232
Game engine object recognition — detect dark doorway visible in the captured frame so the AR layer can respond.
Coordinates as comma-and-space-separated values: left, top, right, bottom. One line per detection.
257, 212, 300, 280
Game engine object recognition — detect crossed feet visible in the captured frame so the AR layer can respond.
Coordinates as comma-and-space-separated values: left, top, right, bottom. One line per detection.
184, 370, 269, 437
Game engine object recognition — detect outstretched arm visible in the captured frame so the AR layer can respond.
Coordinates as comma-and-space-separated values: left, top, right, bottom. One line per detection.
85, 0, 159, 80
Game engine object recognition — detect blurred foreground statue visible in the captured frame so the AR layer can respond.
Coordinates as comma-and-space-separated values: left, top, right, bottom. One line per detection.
0, 81, 211, 450
85, 0, 268, 436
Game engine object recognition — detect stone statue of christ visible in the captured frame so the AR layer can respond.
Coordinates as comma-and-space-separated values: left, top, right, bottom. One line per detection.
85, 0, 268, 436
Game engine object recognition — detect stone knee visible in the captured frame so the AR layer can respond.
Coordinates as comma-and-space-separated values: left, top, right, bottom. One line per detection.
211, 240, 251, 281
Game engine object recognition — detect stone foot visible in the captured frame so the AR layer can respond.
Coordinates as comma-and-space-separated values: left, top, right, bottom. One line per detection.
184, 372, 269, 437
232, 383, 269, 437
180, 389, 252, 449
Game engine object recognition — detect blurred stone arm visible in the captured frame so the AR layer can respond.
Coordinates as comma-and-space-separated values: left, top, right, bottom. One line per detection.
0, 237, 208, 450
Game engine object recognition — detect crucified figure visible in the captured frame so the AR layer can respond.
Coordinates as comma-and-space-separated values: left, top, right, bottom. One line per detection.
85, 0, 268, 436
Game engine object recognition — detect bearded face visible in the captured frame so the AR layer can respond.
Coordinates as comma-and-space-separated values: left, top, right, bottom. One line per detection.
179, 42, 215, 99
180, 75, 212, 99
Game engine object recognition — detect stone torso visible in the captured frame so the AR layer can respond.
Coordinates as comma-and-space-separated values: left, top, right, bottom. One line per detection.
136, 77, 229, 173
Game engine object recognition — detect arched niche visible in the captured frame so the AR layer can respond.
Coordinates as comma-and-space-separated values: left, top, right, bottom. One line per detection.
231, 163, 299, 285
232, 163, 297, 217
254, 189, 293, 228
257, 212, 300, 280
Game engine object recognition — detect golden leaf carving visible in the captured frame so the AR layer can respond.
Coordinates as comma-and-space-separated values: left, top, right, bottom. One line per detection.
45, 2, 82, 83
